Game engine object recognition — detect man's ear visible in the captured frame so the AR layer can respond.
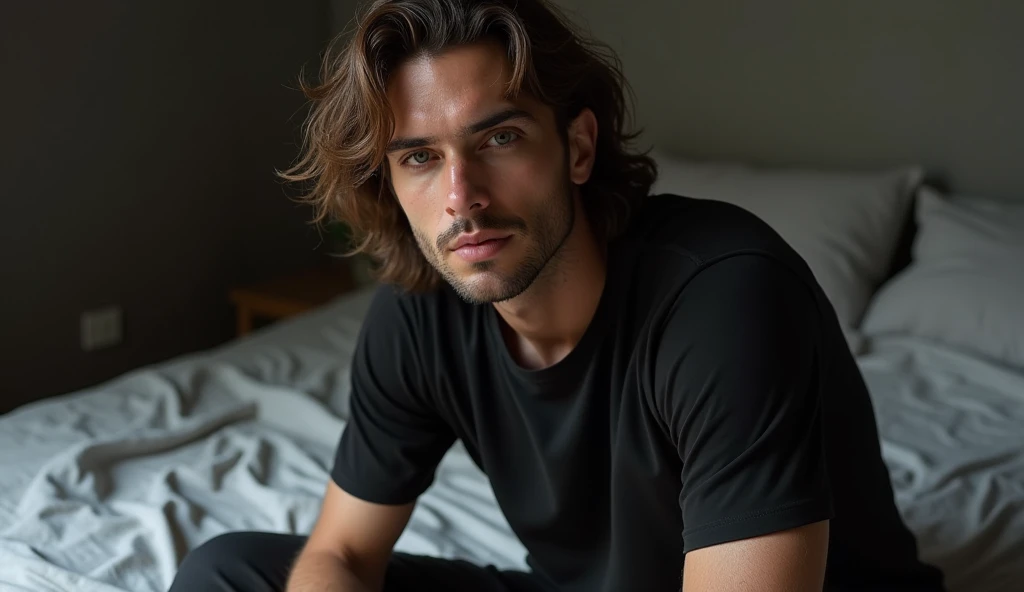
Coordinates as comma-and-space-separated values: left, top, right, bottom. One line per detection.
566, 108, 598, 186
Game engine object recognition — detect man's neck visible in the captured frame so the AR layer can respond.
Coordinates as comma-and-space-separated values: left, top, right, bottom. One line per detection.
492, 197, 606, 370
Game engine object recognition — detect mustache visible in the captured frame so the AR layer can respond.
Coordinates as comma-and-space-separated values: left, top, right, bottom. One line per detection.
436, 213, 527, 251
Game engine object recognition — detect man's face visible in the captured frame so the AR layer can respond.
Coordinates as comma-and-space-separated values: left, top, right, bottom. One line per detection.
385, 41, 575, 304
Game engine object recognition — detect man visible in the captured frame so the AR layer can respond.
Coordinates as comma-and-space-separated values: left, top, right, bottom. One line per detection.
170, 0, 946, 590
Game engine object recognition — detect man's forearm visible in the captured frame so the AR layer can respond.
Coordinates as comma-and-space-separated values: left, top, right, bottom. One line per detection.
287, 550, 376, 592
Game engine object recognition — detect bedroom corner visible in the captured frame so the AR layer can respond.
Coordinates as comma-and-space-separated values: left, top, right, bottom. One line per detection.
0, 1, 340, 413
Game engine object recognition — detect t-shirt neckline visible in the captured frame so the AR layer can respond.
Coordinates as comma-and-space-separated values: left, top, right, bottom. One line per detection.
484, 242, 622, 390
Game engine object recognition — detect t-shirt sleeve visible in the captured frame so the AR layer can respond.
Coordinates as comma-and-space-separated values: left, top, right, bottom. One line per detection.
654, 253, 834, 554
331, 285, 455, 505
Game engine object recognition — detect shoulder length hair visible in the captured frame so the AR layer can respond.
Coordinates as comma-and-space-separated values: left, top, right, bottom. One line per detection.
281, 0, 656, 292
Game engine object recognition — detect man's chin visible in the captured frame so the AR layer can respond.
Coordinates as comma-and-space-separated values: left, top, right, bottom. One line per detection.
445, 270, 527, 305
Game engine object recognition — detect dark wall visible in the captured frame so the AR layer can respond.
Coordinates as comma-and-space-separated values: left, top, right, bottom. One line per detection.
555, 0, 1024, 200
1, 1, 332, 411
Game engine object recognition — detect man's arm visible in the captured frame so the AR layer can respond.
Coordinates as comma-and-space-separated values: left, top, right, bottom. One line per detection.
682, 520, 829, 591
290, 286, 452, 590
287, 480, 415, 592
655, 255, 836, 589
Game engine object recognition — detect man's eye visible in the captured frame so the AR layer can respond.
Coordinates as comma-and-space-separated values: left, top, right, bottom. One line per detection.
407, 151, 431, 165
489, 131, 519, 146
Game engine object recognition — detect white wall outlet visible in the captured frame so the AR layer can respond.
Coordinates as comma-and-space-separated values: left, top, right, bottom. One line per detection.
80, 306, 123, 351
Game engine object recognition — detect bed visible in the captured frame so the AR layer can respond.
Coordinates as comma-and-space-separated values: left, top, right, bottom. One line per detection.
2, 166, 1023, 592
0, 286, 528, 592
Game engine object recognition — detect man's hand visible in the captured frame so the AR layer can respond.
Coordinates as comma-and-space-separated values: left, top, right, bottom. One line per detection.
682, 520, 829, 591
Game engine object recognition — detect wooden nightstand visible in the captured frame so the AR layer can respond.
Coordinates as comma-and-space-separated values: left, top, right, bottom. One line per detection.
228, 261, 357, 336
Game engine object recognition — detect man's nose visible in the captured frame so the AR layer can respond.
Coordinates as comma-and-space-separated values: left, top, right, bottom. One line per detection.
444, 156, 490, 218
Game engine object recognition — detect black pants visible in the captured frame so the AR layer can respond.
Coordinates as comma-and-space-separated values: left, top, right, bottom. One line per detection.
168, 531, 549, 592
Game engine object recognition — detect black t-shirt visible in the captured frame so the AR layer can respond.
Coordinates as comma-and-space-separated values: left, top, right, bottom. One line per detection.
332, 194, 945, 592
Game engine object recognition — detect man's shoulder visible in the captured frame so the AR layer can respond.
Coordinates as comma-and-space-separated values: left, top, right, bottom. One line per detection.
628, 193, 800, 267
617, 194, 824, 331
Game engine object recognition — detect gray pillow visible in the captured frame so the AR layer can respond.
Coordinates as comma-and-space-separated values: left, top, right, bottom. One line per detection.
650, 152, 923, 350
862, 187, 1024, 368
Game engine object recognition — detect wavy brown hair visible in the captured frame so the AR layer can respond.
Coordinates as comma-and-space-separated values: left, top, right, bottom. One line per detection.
281, 0, 656, 292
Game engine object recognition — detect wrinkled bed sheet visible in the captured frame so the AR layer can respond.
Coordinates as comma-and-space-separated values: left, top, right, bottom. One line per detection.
1, 288, 1021, 591
858, 337, 1024, 592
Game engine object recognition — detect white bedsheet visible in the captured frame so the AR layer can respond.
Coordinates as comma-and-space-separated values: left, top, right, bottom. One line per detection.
1, 287, 1022, 592
858, 337, 1024, 592
0, 288, 526, 592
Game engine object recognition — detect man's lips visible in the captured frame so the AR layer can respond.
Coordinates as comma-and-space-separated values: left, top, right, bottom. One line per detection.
449, 232, 513, 263
449, 231, 514, 251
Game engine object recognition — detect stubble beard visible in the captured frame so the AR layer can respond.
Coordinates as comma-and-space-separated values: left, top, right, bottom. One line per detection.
413, 177, 576, 305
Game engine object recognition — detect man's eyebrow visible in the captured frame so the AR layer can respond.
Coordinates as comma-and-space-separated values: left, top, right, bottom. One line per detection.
385, 108, 536, 154
464, 108, 535, 135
